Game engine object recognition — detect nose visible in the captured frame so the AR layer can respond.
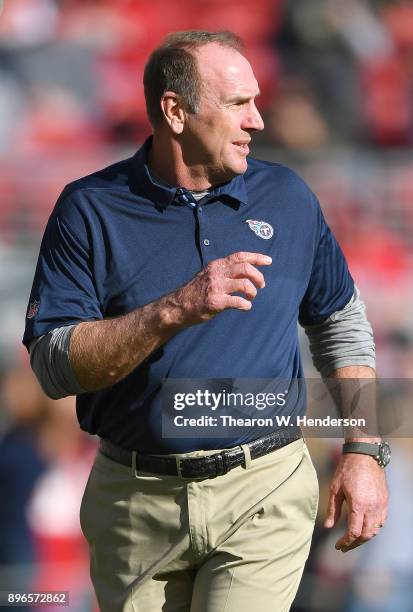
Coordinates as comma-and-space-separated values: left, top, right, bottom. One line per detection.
243, 102, 265, 132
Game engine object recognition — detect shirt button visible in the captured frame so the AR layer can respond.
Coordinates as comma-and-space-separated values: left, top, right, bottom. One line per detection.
203, 238, 210, 246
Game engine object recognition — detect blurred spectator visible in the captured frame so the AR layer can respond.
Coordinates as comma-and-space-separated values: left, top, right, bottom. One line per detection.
2, 0, 413, 148
267, 77, 330, 150
0, 69, 26, 154
382, 0, 413, 52
0, 364, 96, 609
275, 0, 413, 147
275, 0, 364, 145
0, 0, 59, 47
0, 366, 48, 570
360, 55, 412, 147
14, 85, 104, 154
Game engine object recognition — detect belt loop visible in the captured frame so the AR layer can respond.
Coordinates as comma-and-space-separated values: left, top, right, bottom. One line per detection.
132, 451, 138, 478
176, 457, 183, 478
240, 444, 252, 470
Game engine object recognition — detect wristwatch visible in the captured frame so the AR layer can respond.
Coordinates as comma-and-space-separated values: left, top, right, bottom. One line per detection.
342, 441, 391, 468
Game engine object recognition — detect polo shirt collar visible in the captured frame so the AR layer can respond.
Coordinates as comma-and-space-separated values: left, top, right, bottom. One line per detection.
131, 136, 248, 209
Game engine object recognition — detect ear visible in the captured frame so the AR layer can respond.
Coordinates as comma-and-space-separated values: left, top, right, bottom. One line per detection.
160, 91, 185, 134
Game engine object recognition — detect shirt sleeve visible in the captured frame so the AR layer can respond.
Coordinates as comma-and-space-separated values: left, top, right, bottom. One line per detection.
23, 194, 103, 350
299, 195, 354, 326
302, 285, 376, 376
29, 325, 88, 399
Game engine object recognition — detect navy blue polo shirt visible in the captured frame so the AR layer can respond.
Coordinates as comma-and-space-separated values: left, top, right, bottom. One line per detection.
23, 138, 354, 453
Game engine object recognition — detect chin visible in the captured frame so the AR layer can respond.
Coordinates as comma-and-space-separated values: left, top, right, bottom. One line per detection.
210, 159, 247, 185
232, 159, 248, 175
225, 158, 248, 177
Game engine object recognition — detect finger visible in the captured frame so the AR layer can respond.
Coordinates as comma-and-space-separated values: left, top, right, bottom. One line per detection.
338, 524, 384, 553
339, 515, 380, 553
363, 524, 381, 540
361, 513, 384, 541
355, 489, 388, 543
223, 295, 253, 311
339, 519, 384, 552
225, 278, 258, 300
225, 279, 258, 300
224, 252, 272, 267
335, 510, 364, 551
324, 489, 344, 528
228, 262, 266, 289
337, 537, 366, 553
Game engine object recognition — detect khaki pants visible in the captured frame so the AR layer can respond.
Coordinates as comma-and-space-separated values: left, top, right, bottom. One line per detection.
80, 438, 318, 612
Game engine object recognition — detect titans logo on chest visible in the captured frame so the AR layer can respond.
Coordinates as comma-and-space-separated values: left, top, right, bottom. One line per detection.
245, 219, 274, 240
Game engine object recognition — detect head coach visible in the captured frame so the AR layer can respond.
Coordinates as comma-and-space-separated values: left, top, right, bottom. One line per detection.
23, 31, 389, 612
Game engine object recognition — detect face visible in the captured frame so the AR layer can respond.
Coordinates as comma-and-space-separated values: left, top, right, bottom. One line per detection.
182, 43, 264, 184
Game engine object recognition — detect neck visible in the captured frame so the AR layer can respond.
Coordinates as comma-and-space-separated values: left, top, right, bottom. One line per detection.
148, 132, 221, 190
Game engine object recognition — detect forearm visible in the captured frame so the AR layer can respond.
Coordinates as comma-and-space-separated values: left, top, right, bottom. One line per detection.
69, 293, 185, 391
325, 365, 388, 551
328, 365, 380, 443
69, 251, 270, 391
328, 364, 376, 379
29, 251, 269, 395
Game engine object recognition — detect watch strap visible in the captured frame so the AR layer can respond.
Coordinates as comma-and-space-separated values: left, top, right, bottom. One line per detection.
343, 442, 380, 456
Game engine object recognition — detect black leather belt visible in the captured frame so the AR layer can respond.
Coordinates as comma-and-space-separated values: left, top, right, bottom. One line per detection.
99, 426, 302, 479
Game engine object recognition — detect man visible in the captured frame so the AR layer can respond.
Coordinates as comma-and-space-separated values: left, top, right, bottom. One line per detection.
23, 31, 388, 612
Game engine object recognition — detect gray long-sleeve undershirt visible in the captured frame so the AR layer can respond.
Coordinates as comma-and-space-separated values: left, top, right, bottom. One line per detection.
29, 286, 376, 400
29, 324, 86, 399
303, 285, 375, 376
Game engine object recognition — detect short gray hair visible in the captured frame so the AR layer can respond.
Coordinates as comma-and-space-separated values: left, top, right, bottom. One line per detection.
143, 30, 244, 126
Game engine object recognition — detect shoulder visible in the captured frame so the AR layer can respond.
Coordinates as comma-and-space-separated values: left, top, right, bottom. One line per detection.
59, 156, 133, 203
51, 155, 134, 226
245, 155, 320, 212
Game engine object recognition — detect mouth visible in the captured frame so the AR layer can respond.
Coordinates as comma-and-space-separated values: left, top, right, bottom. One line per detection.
232, 142, 250, 155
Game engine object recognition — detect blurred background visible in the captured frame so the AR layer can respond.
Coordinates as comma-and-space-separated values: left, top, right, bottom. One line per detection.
1, 1, 413, 611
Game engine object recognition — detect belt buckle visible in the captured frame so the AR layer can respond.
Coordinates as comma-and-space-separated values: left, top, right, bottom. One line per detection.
175, 457, 197, 479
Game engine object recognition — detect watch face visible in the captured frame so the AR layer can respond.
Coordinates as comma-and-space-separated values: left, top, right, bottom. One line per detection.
379, 442, 391, 467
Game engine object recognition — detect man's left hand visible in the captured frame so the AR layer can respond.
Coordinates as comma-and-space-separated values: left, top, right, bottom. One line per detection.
324, 452, 388, 552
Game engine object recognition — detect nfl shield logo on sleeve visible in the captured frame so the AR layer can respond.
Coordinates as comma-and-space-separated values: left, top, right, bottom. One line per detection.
27, 299, 40, 319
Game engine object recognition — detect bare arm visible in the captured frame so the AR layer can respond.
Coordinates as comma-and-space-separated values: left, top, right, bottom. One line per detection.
69, 251, 272, 391
324, 365, 389, 553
